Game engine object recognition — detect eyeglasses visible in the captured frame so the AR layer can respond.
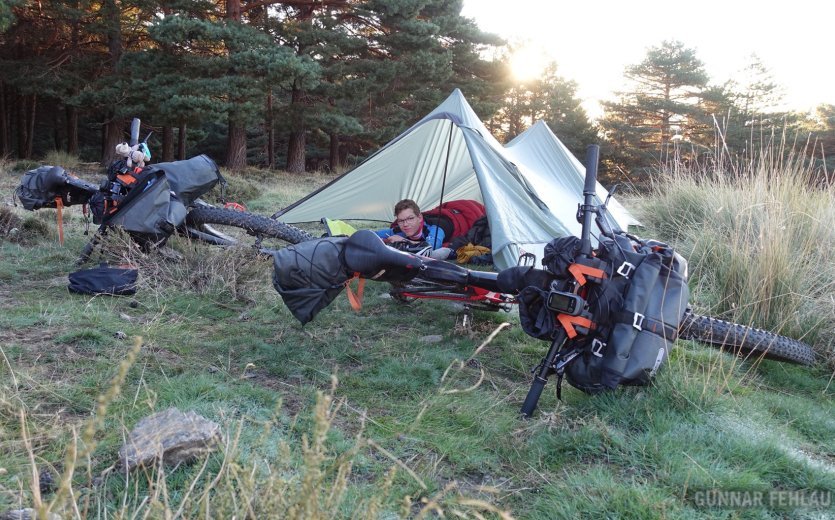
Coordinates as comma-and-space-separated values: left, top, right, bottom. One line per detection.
396, 215, 418, 225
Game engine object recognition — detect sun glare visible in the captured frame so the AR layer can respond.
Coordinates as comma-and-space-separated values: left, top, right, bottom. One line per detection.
510, 46, 549, 83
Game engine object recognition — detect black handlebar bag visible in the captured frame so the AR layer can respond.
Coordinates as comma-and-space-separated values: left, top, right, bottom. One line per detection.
15, 166, 63, 210
142, 154, 223, 206
68, 263, 138, 296
565, 237, 690, 394
272, 237, 352, 325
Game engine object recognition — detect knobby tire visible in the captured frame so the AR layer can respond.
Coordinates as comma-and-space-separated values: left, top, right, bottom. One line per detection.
679, 312, 815, 366
185, 207, 313, 247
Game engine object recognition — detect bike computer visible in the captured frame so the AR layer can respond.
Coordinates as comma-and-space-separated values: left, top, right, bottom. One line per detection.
545, 290, 584, 316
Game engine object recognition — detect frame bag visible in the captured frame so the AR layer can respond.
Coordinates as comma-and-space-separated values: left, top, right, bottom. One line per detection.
103, 168, 187, 241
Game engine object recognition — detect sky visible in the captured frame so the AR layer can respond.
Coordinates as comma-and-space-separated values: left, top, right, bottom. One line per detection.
461, 0, 835, 119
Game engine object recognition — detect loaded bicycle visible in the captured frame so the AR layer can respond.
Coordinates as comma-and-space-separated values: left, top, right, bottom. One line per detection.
273, 144, 817, 416
15, 118, 312, 264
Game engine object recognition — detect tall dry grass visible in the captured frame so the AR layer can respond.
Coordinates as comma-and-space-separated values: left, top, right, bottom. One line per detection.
639, 131, 834, 364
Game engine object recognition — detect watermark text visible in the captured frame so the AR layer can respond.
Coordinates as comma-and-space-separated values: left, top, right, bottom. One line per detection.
690, 489, 831, 509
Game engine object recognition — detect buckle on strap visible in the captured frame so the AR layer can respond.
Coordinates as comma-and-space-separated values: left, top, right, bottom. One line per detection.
617, 261, 636, 278
591, 338, 606, 358
632, 312, 645, 331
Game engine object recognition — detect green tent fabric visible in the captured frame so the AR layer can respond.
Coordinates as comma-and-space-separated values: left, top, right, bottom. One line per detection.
274, 89, 638, 270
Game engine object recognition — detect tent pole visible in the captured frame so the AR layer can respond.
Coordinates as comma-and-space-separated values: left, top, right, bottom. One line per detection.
433, 120, 454, 249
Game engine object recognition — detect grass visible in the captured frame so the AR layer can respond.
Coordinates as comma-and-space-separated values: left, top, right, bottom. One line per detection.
638, 135, 835, 365
1, 151, 834, 518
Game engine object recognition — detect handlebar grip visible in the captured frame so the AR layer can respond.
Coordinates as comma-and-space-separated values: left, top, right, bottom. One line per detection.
129, 118, 140, 147
583, 144, 599, 196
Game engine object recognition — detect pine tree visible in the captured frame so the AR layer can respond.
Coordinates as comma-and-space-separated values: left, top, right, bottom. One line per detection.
490, 62, 595, 156
600, 40, 709, 173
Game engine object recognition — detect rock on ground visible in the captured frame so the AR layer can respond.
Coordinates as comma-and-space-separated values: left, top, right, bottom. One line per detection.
118, 408, 222, 471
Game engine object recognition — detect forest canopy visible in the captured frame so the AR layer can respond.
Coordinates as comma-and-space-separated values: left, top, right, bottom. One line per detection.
1, 1, 832, 180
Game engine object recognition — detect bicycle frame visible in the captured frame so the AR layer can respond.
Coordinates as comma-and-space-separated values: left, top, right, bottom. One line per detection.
389, 278, 515, 312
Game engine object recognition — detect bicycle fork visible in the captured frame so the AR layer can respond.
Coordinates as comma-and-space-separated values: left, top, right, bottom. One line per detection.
520, 329, 575, 418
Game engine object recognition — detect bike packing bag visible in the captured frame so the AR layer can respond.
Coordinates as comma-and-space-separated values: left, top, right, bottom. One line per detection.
15, 166, 63, 210
272, 236, 351, 325
68, 263, 138, 296
564, 235, 690, 393
143, 155, 222, 206
103, 168, 187, 239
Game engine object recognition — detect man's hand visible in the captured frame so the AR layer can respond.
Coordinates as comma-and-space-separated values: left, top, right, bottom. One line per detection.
385, 235, 406, 243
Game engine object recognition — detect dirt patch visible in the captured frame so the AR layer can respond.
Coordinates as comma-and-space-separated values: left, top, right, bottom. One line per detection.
0, 287, 19, 308
242, 369, 310, 418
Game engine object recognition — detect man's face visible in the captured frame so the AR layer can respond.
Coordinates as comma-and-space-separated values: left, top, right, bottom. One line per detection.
395, 209, 421, 237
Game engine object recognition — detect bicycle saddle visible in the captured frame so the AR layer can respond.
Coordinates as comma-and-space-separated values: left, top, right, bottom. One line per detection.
343, 230, 426, 277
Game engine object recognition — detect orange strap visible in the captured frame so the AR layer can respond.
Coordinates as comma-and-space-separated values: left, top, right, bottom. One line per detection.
116, 173, 137, 186
55, 197, 64, 246
344, 274, 366, 312
557, 314, 594, 339
568, 263, 606, 286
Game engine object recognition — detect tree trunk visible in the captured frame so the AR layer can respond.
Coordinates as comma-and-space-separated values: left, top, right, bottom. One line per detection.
162, 125, 174, 161
16, 93, 25, 158
25, 94, 36, 158
0, 81, 8, 156
226, 120, 247, 170
329, 131, 340, 173
53, 109, 62, 151
286, 84, 306, 173
223, 0, 246, 170
226, 0, 241, 20
286, 131, 305, 173
101, 116, 122, 166
104, 0, 122, 67
17, 93, 35, 159
265, 90, 274, 169
66, 105, 78, 156
177, 123, 186, 160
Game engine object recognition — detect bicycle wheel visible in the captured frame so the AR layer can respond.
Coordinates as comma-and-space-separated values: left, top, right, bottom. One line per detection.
185, 206, 313, 249
679, 312, 816, 366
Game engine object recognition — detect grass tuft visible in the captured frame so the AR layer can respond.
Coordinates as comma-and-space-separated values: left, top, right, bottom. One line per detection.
41, 151, 83, 172
639, 137, 835, 365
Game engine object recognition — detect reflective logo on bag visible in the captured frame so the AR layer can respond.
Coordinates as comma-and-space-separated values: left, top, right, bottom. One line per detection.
649, 347, 666, 377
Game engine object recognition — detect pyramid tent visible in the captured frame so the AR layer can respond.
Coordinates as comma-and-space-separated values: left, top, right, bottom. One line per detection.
274, 89, 637, 269
504, 120, 640, 237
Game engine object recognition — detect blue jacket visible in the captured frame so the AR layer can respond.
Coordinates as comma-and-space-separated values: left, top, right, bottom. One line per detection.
375, 224, 445, 248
